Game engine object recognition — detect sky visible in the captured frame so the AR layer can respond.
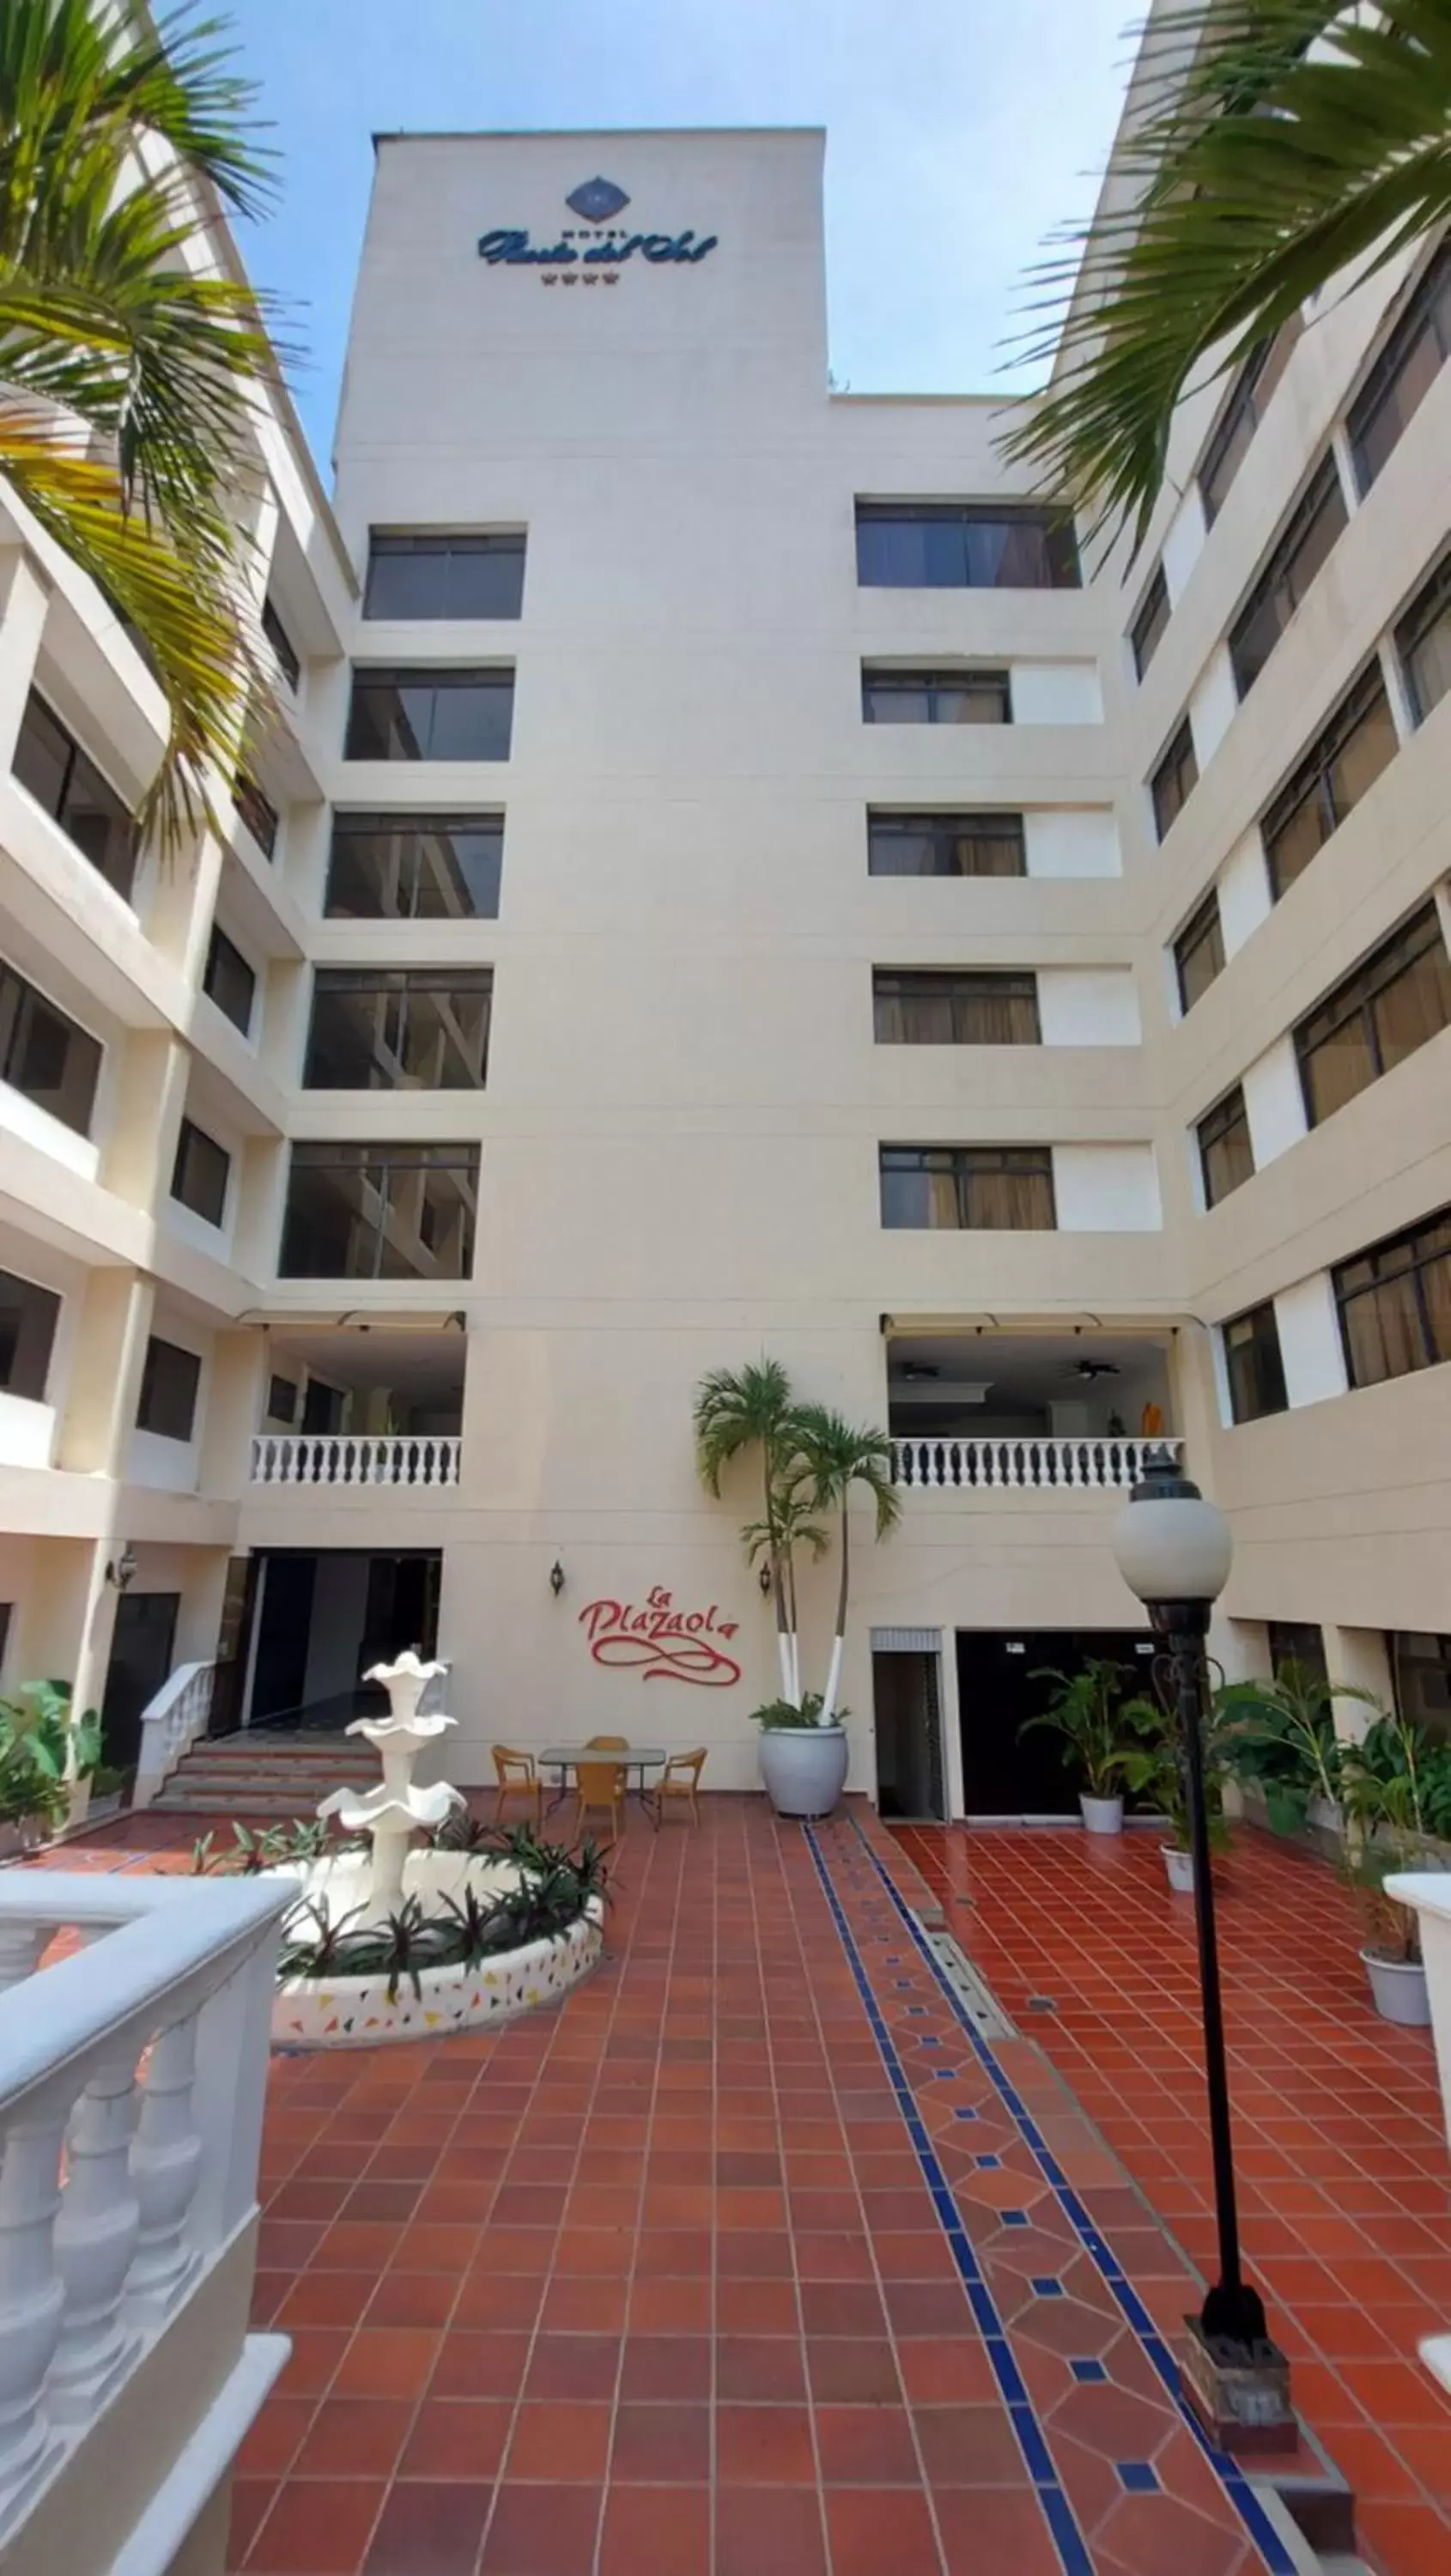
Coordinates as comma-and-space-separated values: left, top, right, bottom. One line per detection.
226, 0, 1135, 471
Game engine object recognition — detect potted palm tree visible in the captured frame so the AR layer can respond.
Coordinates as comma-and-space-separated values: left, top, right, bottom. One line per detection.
1339, 1712, 1451, 2024
1020, 1658, 1132, 1833
1110, 1688, 1232, 1892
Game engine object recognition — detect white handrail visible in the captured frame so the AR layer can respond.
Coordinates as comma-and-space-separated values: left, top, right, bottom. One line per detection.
0, 1874, 287, 2548
250, 1432, 462, 1488
132, 1661, 216, 1812
890, 1434, 1182, 1492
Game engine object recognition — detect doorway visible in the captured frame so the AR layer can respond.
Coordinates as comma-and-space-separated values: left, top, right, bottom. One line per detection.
100, 1592, 179, 1772
956, 1628, 1156, 1819
246, 1550, 442, 1729
872, 1649, 946, 1819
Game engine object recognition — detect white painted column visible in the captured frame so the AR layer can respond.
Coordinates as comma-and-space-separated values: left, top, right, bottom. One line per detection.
1322, 1625, 1396, 1745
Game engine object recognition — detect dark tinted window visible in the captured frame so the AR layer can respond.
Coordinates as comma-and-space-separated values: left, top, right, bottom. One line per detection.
0, 1269, 60, 1401
1228, 456, 1348, 699
879, 1145, 1055, 1230
1199, 324, 1299, 526
1349, 243, 1451, 492
11, 692, 136, 899
1334, 1205, 1451, 1390
137, 1336, 201, 1442
203, 926, 256, 1035
301, 1377, 345, 1433
364, 532, 526, 621
856, 504, 1078, 589
1261, 665, 1399, 899
1175, 890, 1225, 1014
862, 668, 1011, 725
873, 970, 1040, 1045
279, 1142, 479, 1279
0, 961, 101, 1136
261, 595, 301, 690
867, 811, 1024, 877
1223, 1302, 1287, 1424
234, 773, 278, 859
1395, 550, 1451, 726
171, 1118, 230, 1227
1296, 903, 1451, 1127
1151, 717, 1198, 841
1268, 1620, 1327, 1683
1131, 564, 1169, 677
325, 813, 503, 919
266, 1374, 299, 1424
1197, 1086, 1254, 1209
345, 668, 514, 761
304, 969, 492, 1090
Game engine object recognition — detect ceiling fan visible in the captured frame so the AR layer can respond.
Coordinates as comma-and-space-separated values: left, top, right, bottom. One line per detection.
1063, 1358, 1120, 1382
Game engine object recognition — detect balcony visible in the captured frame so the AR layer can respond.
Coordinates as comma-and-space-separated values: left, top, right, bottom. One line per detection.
250, 1431, 459, 1487
892, 1431, 1180, 1490
887, 1328, 1176, 1495
249, 1328, 464, 1492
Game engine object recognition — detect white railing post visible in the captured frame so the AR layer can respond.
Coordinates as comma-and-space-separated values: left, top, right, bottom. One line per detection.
125, 2014, 203, 2324
890, 1434, 1181, 1493
133, 1662, 216, 1812
247, 1431, 461, 1490
47, 2060, 141, 2422
0, 2113, 66, 2516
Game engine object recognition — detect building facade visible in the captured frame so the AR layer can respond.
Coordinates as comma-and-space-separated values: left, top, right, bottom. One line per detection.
1, 112, 1448, 1814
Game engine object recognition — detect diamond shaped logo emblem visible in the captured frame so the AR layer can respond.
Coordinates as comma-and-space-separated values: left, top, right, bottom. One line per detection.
566, 175, 630, 225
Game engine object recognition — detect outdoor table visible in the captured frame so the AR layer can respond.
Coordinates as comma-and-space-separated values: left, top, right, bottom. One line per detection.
540, 1744, 669, 1828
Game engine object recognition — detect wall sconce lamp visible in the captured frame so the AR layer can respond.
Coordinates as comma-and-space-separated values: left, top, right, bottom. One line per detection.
106, 1545, 138, 1593
758, 1563, 773, 1597
549, 1559, 566, 1599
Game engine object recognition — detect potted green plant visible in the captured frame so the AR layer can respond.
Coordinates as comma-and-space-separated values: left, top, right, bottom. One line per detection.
1109, 1687, 1232, 1892
1021, 1658, 1132, 1834
0, 1680, 98, 1850
750, 1693, 853, 1818
1339, 1713, 1451, 2023
1217, 1660, 1375, 1850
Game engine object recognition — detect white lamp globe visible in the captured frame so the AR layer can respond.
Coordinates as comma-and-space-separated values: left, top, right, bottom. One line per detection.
1111, 1458, 1232, 1607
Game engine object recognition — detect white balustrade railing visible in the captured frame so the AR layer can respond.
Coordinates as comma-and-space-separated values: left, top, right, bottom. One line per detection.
250, 1431, 462, 1488
890, 1434, 1182, 1492
131, 1661, 216, 1813
0, 1874, 288, 2553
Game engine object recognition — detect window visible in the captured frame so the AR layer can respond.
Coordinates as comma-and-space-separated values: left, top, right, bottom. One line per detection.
1267, 1621, 1327, 1685
1295, 904, 1451, 1128
0, 960, 101, 1136
1393, 1631, 1451, 1741
301, 1377, 345, 1433
862, 668, 1011, 726
136, 1336, 201, 1442
1197, 1086, 1254, 1209
1223, 1301, 1288, 1424
1394, 550, 1451, 726
266, 1374, 299, 1425
261, 595, 301, 690
1174, 890, 1225, 1014
1260, 665, 1399, 899
170, 1118, 230, 1228
1150, 716, 1198, 841
873, 970, 1040, 1045
1130, 564, 1169, 678
279, 1142, 479, 1279
364, 532, 526, 621
304, 969, 493, 1090
879, 1145, 1055, 1230
1348, 243, 1451, 493
325, 813, 503, 919
0, 1269, 60, 1402
344, 668, 514, 762
1333, 1206, 1451, 1390
11, 691, 136, 899
1228, 455, 1348, 699
203, 926, 256, 1035
1198, 324, 1299, 525
234, 772, 278, 859
855, 503, 1079, 589
866, 811, 1025, 877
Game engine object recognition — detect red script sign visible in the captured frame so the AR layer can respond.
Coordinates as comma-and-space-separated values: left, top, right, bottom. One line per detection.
578, 1586, 742, 1688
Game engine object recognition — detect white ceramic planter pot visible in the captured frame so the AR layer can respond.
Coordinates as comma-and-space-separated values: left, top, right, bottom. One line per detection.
758, 1726, 849, 1820
1080, 1794, 1124, 1837
272, 1901, 604, 2050
1163, 1845, 1195, 1893
1361, 1947, 1430, 2027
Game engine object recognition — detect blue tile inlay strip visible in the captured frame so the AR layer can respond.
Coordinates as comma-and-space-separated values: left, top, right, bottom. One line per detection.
835, 1820, 1298, 2576
802, 1826, 1096, 2576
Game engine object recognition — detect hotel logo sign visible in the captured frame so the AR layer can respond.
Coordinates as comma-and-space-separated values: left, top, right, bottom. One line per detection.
478, 175, 718, 283
578, 1586, 742, 1686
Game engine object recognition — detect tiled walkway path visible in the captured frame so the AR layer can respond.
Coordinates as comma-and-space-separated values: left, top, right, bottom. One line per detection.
895, 1823, 1451, 2576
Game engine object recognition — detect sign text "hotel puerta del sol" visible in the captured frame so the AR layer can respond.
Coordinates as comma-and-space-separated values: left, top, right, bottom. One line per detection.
478, 174, 718, 283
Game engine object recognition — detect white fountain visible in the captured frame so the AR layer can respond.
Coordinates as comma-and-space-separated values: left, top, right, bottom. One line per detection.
269, 1651, 604, 2049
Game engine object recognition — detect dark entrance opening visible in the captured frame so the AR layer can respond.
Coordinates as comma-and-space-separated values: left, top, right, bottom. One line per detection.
247, 1550, 442, 1730
100, 1591, 179, 1773
872, 1649, 945, 1819
956, 1627, 1155, 1818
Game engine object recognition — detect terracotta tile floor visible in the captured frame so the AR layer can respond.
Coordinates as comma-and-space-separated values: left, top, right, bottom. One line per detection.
895, 1822, 1451, 2576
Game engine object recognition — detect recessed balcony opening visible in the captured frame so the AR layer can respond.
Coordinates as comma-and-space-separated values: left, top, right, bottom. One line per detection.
887, 1330, 1175, 1490
251, 1329, 464, 1487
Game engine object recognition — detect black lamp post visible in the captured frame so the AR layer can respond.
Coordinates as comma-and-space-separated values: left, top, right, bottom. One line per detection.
1111, 1452, 1292, 2445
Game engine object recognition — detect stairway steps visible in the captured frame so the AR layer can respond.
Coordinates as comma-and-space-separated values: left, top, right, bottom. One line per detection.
149, 1730, 385, 1818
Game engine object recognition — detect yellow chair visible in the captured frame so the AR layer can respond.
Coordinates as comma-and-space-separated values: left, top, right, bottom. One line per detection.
574, 1751, 627, 1844
491, 1744, 543, 1827
657, 1747, 707, 1824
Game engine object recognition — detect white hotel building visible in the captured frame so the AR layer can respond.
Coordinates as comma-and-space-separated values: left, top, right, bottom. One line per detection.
1, 104, 1449, 1817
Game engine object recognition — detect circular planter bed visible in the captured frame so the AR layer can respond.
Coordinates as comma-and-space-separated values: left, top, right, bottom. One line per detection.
273, 1900, 604, 2047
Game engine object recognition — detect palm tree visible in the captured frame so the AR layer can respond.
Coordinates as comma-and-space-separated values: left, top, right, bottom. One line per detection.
693, 1359, 804, 1701
2, 0, 285, 854
1002, 2, 1451, 546
789, 1405, 901, 1727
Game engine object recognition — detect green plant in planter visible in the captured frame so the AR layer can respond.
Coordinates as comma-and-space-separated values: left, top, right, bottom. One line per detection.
1338, 1710, 1451, 1965
0, 1680, 100, 1832
1108, 1689, 1234, 1856
751, 1692, 850, 1732
1217, 1661, 1373, 1835
277, 1897, 369, 1981
1020, 1660, 1130, 1799
1345, 1713, 1451, 1841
